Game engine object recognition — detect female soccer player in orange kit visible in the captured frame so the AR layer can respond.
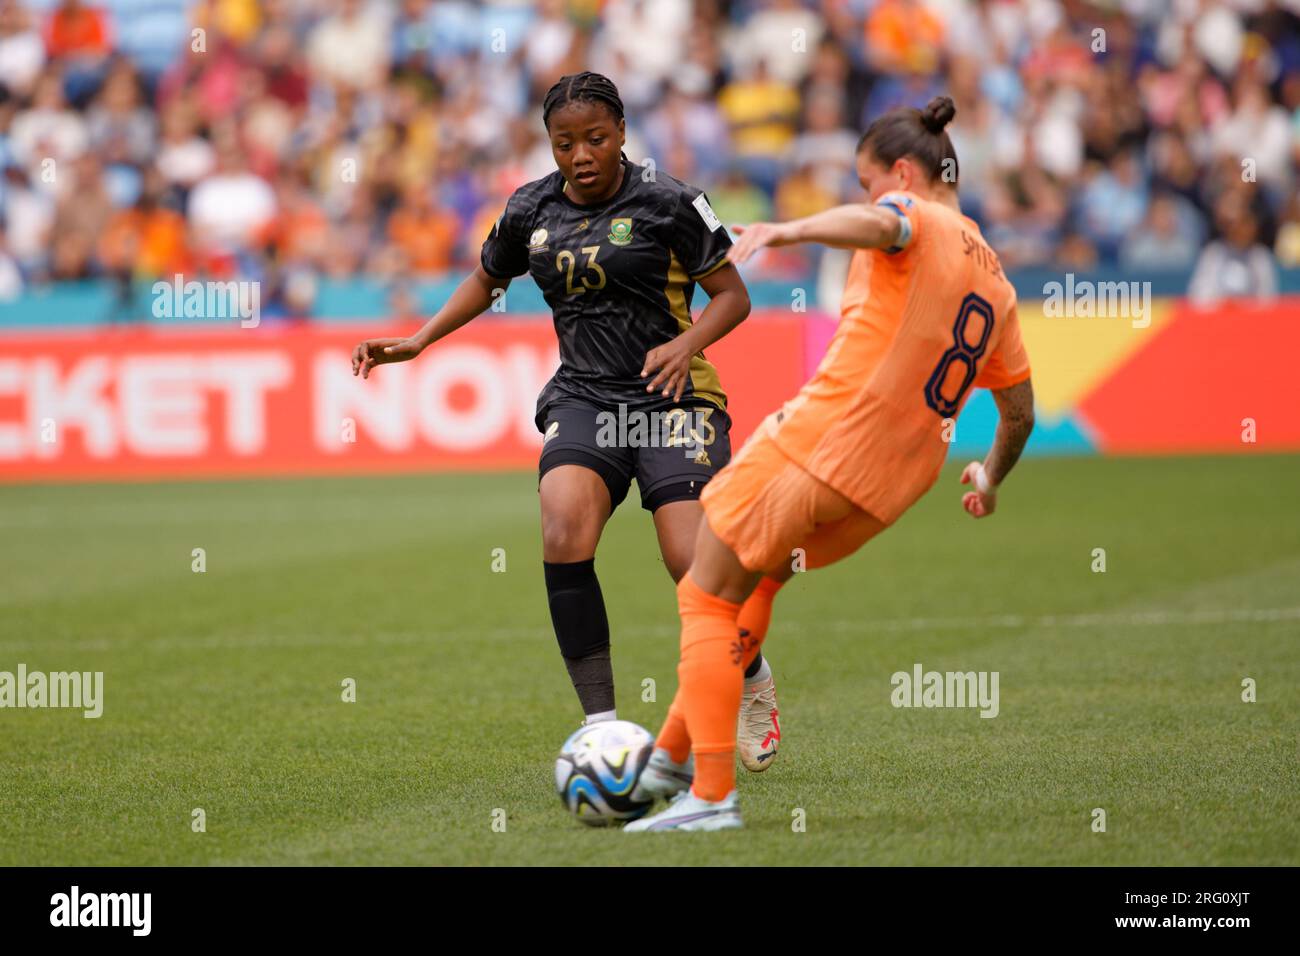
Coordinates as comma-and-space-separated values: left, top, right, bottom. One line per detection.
627, 96, 1037, 831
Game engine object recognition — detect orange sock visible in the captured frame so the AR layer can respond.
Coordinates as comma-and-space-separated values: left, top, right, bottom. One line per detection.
656, 577, 784, 772
655, 692, 691, 764
737, 576, 784, 671
675, 573, 745, 801
693, 752, 733, 801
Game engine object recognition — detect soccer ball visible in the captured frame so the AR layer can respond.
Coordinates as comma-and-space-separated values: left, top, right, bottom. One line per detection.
555, 720, 655, 826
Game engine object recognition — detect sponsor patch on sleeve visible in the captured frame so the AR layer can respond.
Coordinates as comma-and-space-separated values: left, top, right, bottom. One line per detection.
692, 193, 723, 232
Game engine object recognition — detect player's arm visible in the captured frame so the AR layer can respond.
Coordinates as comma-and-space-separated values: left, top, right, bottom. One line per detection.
351, 266, 508, 379
960, 378, 1035, 518
642, 263, 750, 401
728, 204, 903, 263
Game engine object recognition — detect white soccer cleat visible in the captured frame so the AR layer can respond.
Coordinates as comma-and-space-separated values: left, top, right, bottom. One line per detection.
623, 789, 742, 832
738, 675, 780, 772
630, 747, 693, 803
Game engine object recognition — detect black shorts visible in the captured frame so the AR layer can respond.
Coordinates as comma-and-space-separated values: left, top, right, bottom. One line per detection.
537, 399, 733, 512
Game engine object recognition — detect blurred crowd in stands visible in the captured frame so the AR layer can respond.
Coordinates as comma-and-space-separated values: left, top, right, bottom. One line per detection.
0, 0, 1297, 312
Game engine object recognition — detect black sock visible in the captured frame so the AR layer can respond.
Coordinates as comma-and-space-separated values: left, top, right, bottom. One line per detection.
744, 651, 764, 680
544, 559, 614, 714
563, 648, 614, 716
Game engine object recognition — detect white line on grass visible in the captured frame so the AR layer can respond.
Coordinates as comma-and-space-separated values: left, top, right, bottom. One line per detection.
2, 606, 1296, 654
823, 605, 1300, 634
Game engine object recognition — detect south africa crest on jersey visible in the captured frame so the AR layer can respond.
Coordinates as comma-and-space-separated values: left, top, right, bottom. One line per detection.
608, 218, 633, 245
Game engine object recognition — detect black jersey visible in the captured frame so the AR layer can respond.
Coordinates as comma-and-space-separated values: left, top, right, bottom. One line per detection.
480, 159, 733, 428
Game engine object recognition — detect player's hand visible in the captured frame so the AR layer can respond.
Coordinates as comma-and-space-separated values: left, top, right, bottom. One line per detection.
727, 222, 795, 265
352, 337, 422, 379
641, 339, 693, 403
959, 461, 998, 518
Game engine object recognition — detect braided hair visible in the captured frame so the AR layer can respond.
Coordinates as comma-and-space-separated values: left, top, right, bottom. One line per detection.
857, 95, 959, 185
542, 72, 625, 129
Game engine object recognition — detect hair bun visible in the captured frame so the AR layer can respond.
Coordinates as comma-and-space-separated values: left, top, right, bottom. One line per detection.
921, 96, 956, 134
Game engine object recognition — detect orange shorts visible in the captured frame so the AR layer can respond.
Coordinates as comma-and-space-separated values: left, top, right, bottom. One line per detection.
700, 422, 887, 574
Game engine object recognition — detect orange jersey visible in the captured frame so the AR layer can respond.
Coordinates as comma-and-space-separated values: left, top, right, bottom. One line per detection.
769, 190, 1030, 524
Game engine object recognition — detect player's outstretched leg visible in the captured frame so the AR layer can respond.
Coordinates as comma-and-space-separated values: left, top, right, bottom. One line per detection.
640, 582, 784, 789
628, 526, 759, 832
654, 499, 785, 773
636, 641, 783, 802
627, 573, 749, 831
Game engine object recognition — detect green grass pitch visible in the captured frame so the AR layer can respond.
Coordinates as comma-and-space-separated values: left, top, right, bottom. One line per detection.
1, 453, 1297, 865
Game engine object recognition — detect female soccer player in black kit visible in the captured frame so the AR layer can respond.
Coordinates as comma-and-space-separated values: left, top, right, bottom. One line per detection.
352, 73, 781, 771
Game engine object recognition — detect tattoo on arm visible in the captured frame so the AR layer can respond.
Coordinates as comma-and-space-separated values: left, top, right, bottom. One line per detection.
985, 379, 1035, 486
